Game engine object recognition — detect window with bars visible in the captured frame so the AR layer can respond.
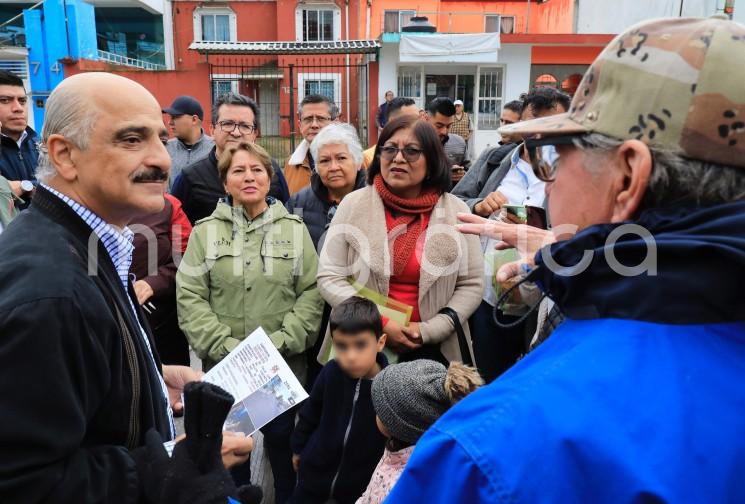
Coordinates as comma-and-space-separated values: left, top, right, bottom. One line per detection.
304, 80, 336, 102
477, 68, 504, 130
384, 10, 416, 32
302, 9, 334, 41
212, 80, 236, 102
397, 67, 421, 98
484, 15, 517, 34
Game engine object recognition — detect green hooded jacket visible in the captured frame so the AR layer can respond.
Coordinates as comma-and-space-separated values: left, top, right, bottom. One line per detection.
0, 176, 19, 229
176, 199, 323, 384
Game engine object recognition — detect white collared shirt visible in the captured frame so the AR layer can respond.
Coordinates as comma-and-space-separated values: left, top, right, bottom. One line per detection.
495, 147, 547, 208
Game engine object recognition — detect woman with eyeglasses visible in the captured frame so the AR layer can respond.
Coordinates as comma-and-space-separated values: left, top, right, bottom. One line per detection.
286, 122, 367, 251
317, 115, 484, 365
176, 142, 323, 503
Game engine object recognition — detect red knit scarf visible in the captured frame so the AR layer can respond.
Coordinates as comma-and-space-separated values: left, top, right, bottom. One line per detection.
374, 174, 441, 275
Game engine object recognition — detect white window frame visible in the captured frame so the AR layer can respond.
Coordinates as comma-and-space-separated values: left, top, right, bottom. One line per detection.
211, 75, 240, 105
384, 10, 416, 32
474, 65, 506, 131
295, 5, 341, 42
297, 72, 342, 113
484, 14, 517, 34
193, 7, 237, 42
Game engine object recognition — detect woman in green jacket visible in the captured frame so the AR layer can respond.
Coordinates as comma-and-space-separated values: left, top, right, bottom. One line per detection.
176, 141, 323, 503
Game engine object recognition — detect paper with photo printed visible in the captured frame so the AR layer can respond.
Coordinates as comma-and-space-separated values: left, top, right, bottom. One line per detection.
202, 327, 308, 435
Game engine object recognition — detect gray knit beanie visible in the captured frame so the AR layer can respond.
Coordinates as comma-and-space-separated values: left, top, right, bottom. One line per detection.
372, 359, 450, 444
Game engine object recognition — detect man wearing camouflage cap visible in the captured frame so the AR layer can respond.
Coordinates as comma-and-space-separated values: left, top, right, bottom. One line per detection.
386, 16, 745, 502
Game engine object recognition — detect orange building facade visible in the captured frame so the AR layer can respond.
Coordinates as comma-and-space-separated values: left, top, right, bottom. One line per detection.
63, 0, 612, 158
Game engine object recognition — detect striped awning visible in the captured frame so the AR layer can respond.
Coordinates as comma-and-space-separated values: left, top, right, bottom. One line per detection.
189, 40, 380, 55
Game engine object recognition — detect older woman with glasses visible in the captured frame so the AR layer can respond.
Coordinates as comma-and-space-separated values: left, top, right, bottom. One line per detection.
176, 142, 323, 503
317, 115, 484, 365
286, 122, 367, 251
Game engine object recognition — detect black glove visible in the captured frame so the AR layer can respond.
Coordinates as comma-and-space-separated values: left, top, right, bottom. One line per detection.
133, 381, 263, 504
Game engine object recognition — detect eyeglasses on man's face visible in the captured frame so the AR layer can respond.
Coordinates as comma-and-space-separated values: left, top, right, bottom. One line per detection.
379, 145, 424, 163
300, 115, 332, 127
218, 120, 256, 135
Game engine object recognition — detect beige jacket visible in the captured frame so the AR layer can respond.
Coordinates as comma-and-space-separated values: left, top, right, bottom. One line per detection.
317, 185, 484, 362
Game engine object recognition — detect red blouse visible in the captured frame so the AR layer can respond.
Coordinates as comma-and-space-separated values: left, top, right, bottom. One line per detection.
384, 208, 431, 323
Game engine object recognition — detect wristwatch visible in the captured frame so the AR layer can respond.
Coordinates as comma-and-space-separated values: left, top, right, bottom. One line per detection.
20, 180, 33, 194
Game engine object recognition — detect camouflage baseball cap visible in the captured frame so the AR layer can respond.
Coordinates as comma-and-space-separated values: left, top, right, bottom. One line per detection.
500, 16, 745, 168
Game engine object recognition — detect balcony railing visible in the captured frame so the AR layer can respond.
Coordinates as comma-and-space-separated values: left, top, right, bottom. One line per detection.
97, 49, 166, 71
380, 11, 518, 35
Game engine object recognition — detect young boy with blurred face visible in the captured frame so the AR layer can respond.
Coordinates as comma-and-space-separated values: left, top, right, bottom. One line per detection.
290, 297, 388, 504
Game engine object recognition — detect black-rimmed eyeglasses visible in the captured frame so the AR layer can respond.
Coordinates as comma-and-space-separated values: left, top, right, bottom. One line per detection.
218, 120, 256, 135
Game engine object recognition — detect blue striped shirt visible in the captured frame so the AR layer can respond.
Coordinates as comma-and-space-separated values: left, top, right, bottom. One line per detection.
42, 184, 175, 439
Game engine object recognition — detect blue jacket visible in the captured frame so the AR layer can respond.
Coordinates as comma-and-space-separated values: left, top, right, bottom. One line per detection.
291, 354, 388, 503
387, 201, 745, 503
0, 127, 39, 182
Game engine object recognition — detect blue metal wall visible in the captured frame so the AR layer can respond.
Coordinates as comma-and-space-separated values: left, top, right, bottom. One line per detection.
22, 0, 98, 128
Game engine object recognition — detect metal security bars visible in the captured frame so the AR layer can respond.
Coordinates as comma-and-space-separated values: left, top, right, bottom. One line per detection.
208, 56, 370, 162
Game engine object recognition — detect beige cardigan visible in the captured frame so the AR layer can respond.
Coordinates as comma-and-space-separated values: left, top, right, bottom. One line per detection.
317, 185, 484, 362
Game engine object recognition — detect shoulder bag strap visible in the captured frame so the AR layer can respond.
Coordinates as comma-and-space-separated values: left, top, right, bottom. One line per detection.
438, 307, 473, 366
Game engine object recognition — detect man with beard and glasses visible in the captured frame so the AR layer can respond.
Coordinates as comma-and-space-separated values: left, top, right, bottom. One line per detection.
0, 72, 257, 503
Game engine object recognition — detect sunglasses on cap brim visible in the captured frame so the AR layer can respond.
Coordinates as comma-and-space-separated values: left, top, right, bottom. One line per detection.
524, 134, 584, 150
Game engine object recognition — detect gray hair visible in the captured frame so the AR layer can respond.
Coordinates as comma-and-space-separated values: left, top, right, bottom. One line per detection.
212, 92, 260, 129
309, 122, 363, 168
576, 133, 745, 209
36, 85, 99, 183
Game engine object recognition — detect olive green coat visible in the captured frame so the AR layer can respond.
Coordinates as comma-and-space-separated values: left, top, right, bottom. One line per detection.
176, 200, 323, 384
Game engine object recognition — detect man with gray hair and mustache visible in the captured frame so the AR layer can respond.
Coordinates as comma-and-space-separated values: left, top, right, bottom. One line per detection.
0, 72, 257, 503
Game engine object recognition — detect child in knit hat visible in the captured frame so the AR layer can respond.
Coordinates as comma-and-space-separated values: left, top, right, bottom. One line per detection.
290, 297, 388, 504
356, 359, 483, 504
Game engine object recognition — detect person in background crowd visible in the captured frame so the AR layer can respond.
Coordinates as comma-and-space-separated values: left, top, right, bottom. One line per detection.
317, 116, 483, 367
177, 141, 323, 503
454, 88, 570, 217
453, 87, 569, 383
357, 360, 482, 504
364, 97, 419, 167
285, 94, 339, 195
450, 99, 472, 143
286, 122, 367, 388
0, 72, 253, 503
389, 16, 745, 502
0, 125, 19, 231
287, 122, 367, 251
499, 99, 524, 145
0, 174, 18, 233
452, 98, 525, 213
291, 297, 388, 504
130, 191, 193, 366
0, 70, 39, 210
376, 90, 395, 131
171, 93, 289, 223
162, 95, 214, 188
426, 97, 469, 185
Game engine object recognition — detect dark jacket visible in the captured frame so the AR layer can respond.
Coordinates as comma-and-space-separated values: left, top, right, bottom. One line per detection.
451, 142, 516, 211
0, 127, 40, 209
291, 354, 388, 503
0, 127, 39, 182
286, 170, 366, 251
171, 146, 290, 224
388, 201, 745, 503
0, 186, 172, 503
130, 195, 191, 365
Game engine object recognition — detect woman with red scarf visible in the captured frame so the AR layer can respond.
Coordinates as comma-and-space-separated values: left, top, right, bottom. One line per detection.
317, 116, 484, 364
